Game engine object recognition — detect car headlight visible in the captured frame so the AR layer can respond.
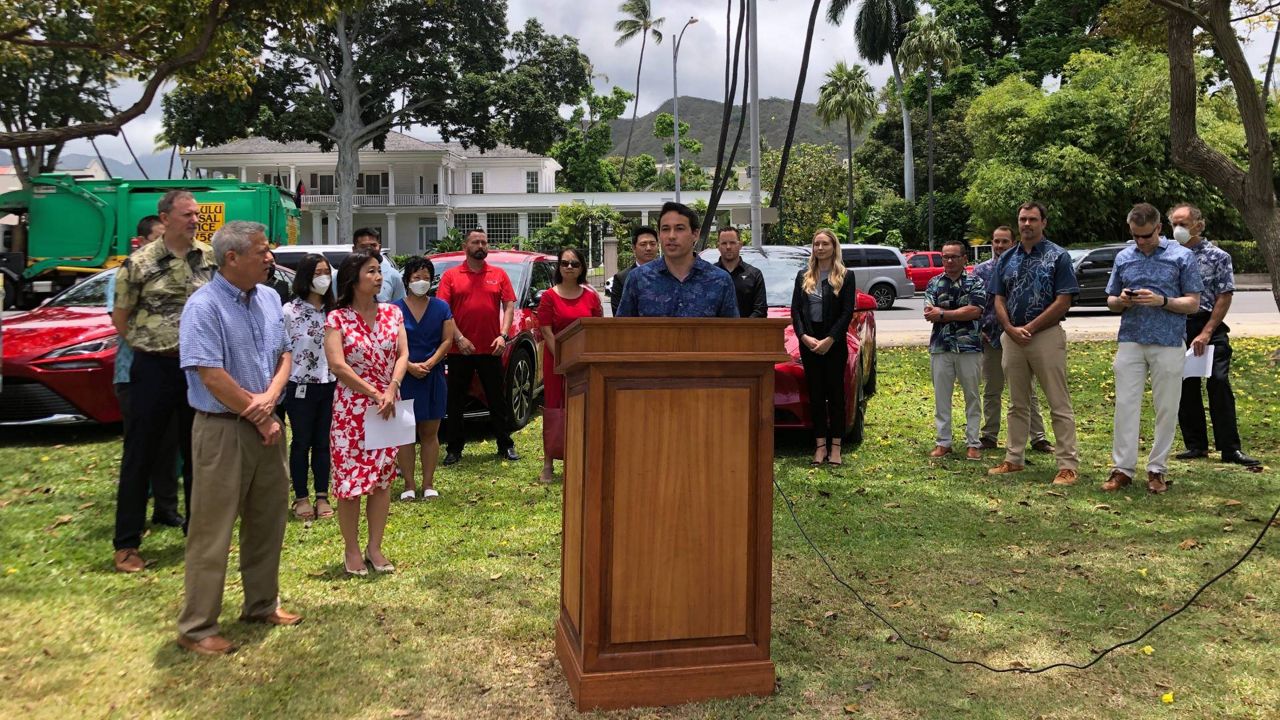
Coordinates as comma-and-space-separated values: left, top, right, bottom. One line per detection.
41, 336, 119, 359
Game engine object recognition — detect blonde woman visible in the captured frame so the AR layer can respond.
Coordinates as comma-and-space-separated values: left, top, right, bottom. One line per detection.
789, 229, 858, 466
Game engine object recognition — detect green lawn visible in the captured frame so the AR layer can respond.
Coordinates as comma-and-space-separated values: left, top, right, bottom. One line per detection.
1, 339, 1277, 719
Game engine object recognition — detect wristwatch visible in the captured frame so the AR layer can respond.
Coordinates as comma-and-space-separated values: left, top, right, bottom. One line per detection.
500, 333, 511, 341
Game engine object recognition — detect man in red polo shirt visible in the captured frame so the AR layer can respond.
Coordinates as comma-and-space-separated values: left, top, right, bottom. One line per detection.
437, 228, 518, 464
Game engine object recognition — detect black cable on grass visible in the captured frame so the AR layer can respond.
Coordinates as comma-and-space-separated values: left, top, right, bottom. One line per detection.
774, 477, 1278, 674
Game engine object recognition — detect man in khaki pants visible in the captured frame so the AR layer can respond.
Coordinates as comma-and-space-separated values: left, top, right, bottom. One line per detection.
177, 221, 300, 654
987, 202, 1081, 485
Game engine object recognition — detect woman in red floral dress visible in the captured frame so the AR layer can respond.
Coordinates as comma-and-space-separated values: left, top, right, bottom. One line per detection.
323, 251, 408, 576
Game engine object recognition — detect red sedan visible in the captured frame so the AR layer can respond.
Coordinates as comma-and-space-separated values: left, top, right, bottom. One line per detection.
699, 246, 878, 442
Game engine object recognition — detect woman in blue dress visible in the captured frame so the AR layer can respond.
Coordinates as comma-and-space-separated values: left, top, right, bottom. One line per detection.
394, 257, 454, 500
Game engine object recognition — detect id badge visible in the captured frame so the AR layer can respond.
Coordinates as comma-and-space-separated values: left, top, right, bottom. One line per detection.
295, 384, 307, 399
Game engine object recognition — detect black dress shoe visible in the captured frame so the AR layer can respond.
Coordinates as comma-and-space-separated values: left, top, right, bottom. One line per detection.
1222, 450, 1261, 467
499, 447, 520, 462
151, 512, 185, 528
442, 452, 462, 466
1175, 449, 1208, 460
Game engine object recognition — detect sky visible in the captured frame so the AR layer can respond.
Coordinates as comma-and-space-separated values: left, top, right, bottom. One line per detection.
64, 0, 1279, 161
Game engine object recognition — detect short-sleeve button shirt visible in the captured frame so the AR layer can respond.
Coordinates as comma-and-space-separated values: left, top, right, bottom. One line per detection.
436, 261, 516, 354
1187, 239, 1235, 313
971, 257, 1002, 349
990, 238, 1078, 328
924, 272, 987, 354
113, 239, 216, 353
1106, 238, 1203, 348
283, 297, 336, 383
616, 257, 739, 318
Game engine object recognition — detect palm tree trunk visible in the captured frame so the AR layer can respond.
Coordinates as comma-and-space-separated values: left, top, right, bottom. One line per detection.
890, 55, 915, 201
845, 115, 854, 229
769, 0, 823, 208
926, 77, 934, 251
1266, 22, 1280, 106
620, 34, 648, 184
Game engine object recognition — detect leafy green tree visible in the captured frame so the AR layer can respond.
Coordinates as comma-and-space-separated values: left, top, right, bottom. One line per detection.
816, 61, 878, 232
652, 112, 702, 190
761, 143, 846, 244
899, 13, 961, 249
613, 0, 664, 182
551, 86, 634, 192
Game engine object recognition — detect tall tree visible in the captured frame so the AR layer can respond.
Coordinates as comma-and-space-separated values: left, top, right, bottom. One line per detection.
768, 0, 824, 210
816, 61, 877, 231
702, 0, 750, 244
551, 86, 633, 192
614, 0, 665, 184
899, 13, 961, 250
828, 0, 919, 200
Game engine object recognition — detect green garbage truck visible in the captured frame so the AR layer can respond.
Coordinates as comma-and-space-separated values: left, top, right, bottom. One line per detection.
0, 174, 300, 309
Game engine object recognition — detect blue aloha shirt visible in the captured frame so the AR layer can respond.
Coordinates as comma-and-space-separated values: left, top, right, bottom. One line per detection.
1106, 237, 1203, 348
990, 238, 1079, 328
924, 272, 987, 354
1187, 238, 1235, 313
971, 257, 1002, 349
615, 256, 739, 318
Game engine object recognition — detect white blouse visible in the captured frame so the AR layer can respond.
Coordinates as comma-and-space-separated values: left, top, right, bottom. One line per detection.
283, 298, 336, 384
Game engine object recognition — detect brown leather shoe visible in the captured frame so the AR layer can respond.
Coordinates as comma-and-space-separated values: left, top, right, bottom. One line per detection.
1051, 469, 1078, 486
1031, 439, 1054, 453
176, 634, 236, 655
966, 447, 982, 461
1100, 470, 1132, 492
987, 461, 1024, 476
929, 445, 951, 458
1146, 472, 1169, 494
113, 548, 145, 573
979, 438, 998, 450
242, 608, 303, 626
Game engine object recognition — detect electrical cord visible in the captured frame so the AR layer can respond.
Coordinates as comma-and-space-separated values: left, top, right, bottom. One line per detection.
773, 477, 1279, 674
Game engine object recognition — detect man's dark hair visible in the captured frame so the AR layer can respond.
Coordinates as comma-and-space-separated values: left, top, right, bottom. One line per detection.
352, 227, 381, 247
401, 256, 436, 286
941, 239, 968, 255
717, 226, 741, 241
631, 226, 657, 245
992, 225, 1013, 239
1017, 202, 1047, 221
335, 250, 379, 309
466, 227, 487, 239
136, 215, 162, 239
291, 253, 336, 312
157, 190, 195, 216
658, 201, 700, 231
552, 246, 590, 286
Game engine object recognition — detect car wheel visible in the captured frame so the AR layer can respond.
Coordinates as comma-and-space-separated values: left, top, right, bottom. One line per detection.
869, 283, 895, 310
505, 346, 536, 430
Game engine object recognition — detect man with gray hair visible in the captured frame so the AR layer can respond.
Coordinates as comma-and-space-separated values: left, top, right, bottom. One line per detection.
176, 220, 300, 655
110, 190, 215, 573
1102, 203, 1203, 494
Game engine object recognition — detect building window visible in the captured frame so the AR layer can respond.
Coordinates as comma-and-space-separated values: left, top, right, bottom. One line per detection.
526, 171, 539, 194
310, 173, 335, 195
470, 172, 484, 195
454, 213, 479, 234
487, 213, 518, 245
528, 212, 553, 235
417, 218, 439, 252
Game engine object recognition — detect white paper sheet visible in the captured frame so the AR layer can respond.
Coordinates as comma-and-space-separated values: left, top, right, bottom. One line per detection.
1183, 344, 1215, 379
363, 400, 416, 450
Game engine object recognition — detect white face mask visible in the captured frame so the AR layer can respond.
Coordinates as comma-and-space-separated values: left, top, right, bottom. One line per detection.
1172, 225, 1192, 245
409, 279, 431, 296
311, 274, 331, 295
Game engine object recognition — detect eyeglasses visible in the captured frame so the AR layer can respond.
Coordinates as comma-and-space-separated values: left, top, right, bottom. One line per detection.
941, 254, 965, 261
559, 260, 582, 268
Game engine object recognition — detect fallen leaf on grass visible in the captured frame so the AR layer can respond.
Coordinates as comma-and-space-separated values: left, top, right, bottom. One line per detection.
824, 611, 838, 620
883, 502, 901, 509
1011, 569, 1026, 575
888, 599, 913, 609
77, 502, 95, 510
855, 681, 876, 692
43, 515, 73, 531
1138, 568, 1148, 578
843, 703, 861, 713
390, 710, 413, 718
1093, 504, 1111, 511
1161, 692, 1175, 704
1140, 645, 1154, 656
1224, 499, 1242, 507
1178, 538, 1200, 551
1045, 491, 1067, 498
489, 573, 503, 581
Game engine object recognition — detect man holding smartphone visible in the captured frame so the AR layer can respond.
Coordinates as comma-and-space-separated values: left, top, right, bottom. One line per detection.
1102, 203, 1203, 494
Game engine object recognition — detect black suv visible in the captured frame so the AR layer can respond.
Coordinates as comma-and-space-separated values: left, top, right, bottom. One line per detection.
1068, 243, 1131, 306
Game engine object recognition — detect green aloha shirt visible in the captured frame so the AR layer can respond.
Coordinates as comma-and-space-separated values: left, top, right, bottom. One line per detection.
113, 239, 215, 353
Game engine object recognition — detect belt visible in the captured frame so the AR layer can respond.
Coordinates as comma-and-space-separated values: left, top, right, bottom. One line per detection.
197, 410, 244, 421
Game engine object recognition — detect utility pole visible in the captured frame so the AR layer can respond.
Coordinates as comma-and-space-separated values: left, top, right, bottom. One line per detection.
748, 0, 762, 249
672, 16, 699, 202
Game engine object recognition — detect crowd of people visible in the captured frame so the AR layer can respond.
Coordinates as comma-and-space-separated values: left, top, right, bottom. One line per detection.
104, 192, 1259, 655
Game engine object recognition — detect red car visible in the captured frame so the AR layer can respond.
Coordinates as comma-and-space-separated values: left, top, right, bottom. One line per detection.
905, 250, 977, 291
699, 246, 878, 442
427, 249, 558, 429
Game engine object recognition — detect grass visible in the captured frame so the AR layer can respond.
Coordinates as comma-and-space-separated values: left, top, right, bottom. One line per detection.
1, 338, 1278, 719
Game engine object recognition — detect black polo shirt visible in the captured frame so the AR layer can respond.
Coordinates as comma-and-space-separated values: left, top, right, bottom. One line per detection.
715, 259, 767, 318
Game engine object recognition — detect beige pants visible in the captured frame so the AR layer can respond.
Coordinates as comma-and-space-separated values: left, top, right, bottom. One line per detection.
178, 414, 289, 641
1001, 324, 1079, 470
1112, 342, 1186, 478
981, 338, 1047, 445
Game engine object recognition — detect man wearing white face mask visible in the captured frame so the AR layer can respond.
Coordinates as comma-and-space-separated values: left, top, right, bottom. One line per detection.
1169, 203, 1260, 467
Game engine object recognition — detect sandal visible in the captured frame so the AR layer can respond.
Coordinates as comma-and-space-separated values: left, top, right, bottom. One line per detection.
828, 441, 844, 467
292, 497, 315, 521
314, 496, 334, 518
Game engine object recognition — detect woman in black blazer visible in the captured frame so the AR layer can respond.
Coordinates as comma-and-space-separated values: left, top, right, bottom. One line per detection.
790, 229, 858, 466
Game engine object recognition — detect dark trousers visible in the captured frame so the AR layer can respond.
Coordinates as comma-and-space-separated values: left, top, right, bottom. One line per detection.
799, 322, 849, 445
114, 352, 194, 550
282, 381, 334, 498
1179, 315, 1241, 454
444, 354, 513, 454
115, 382, 180, 518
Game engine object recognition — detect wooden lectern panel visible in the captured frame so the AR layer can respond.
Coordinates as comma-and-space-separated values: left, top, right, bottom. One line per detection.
562, 391, 586, 631
607, 386, 751, 645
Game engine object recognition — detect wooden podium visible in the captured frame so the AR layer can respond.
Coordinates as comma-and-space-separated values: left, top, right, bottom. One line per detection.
553, 318, 789, 711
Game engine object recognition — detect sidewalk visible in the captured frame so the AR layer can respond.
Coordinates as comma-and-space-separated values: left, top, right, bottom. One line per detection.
1235, 273, 1273, 291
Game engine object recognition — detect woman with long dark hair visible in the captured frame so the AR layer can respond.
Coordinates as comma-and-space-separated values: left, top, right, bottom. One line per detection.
393, 256, 454, 500
790, 229, 857, 466
282, 254, 337, 520
536, 247, 602, 483
323, 251, 408, 575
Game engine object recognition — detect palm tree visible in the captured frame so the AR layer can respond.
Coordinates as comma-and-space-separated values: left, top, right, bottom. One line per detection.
898, 13, 960, 250
827, 0, 918, 201
816, 61, 876, 230
769, 0, 825, 211
614, 0, 664, 186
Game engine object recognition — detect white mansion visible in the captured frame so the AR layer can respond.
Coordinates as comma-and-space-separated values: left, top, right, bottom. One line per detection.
182, 131, 756, 255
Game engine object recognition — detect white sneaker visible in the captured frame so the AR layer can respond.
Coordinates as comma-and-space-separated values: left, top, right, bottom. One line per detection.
399, 490, 416, 501
421, 488, 440, 500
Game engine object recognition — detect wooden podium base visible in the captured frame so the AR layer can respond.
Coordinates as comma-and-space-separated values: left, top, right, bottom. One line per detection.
556, 619, 775, 711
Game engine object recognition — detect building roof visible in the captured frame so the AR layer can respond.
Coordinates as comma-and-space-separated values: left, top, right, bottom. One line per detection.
185, 131, 544, 160
434, 141, 541, 159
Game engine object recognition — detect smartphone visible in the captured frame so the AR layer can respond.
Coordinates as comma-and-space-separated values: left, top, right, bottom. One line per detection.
1123, 288, 1136, 297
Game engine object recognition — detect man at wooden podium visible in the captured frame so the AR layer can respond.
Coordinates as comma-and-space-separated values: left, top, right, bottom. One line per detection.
615, 202, 739, 318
